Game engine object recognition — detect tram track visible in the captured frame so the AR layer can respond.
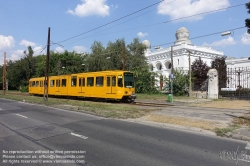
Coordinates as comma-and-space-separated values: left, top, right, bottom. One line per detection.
132, 101, 173, 107
2, 92, 174, 107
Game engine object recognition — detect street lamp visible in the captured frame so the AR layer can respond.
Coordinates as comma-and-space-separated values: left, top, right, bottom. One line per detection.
221, 31, 231, 36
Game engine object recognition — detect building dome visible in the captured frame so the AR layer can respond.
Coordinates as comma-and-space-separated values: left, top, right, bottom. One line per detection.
142, 40, 151, 49
174, 27, 192, 45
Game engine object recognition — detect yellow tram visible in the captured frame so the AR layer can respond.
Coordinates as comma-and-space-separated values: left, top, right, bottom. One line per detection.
29, 70, 136, 101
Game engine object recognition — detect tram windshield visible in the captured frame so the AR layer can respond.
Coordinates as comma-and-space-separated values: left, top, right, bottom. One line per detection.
124, 72, 134, 88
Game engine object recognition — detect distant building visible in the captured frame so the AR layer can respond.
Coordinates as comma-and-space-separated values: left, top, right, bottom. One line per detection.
143, 27, 224, 89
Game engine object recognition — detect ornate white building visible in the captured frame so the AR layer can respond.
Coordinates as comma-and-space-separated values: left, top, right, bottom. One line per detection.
143, 27, 224, 88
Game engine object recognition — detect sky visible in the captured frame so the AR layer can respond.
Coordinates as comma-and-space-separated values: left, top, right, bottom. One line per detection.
0, 0, 249, 64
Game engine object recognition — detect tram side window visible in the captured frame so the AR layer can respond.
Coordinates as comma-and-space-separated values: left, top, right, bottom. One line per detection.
30, 81, 35, 87
71, 76, 77, 87
87, 77, 94, 86
96, 77, 103, 87
35, 81, 39, 87
118, 75, 123, 87
107, 77, 110, 87
112, 76, 116, 86
62, 79, 67, 87
50, 80, 55, 87
32, 81, 35, 87
56, 80, 60, 87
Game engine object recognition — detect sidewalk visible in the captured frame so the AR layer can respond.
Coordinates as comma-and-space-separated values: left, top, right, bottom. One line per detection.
133, 98, 250, 141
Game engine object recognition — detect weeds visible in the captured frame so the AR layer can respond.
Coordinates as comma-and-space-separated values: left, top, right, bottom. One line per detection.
214, 123, 240, 137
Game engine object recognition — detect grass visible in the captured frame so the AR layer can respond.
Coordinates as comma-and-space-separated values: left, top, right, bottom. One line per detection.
214, 123, 240, 137
232, 116, 250, 127
0, 93, 154, 119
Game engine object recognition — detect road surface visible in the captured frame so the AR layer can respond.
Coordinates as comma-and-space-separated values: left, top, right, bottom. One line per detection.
0, 98, 249, 166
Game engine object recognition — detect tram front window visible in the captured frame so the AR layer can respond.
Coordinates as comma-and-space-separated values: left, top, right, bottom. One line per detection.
124, 72, 134, 88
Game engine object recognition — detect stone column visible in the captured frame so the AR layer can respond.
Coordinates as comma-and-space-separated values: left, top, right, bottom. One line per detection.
207, 69, 218, 99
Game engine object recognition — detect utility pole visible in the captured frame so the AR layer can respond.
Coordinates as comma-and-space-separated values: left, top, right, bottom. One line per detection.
170, 46, 174, 102
44, 27, 50, 101
187, 50, 192, 96
3, 52, 6, 95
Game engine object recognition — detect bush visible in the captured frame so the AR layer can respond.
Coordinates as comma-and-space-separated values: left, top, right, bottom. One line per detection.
19, 86, 28, 92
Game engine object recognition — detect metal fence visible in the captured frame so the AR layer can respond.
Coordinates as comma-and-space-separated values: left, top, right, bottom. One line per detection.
220, 67, 250, 100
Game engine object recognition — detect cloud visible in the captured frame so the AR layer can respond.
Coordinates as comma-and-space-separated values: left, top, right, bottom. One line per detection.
55, 47, 65, 53
9, 50, 24, 62
20, 39, 36, 47
33, 46, 44, 55
137, 32, 148, 38
73, 46, 86, 53
157, 0, 230, 21
0, 35, 15, 50
241, 32, 250, 45
111, 4, 118, 9
67, 0, 110, 17
202, 36, 236, 47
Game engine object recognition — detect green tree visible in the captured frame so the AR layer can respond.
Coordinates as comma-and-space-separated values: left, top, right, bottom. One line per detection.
49, 51, 86, 75
191, 57, 210, 90
127, 38, 155, 93
33, 54, 46, 77
105, 39, 126, 70
85, 41, 106, 71
211, 57, 227, 93
23, 46, 36, 83
165, 69, 189, 96
246, 2, 250, 34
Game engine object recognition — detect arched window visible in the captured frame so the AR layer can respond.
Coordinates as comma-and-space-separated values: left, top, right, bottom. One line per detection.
165, 61, 172, 69
156, 63, 162, 70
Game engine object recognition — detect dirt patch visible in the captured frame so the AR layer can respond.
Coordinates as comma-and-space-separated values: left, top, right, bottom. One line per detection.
143, 114, 227, 131
190, 100, 250, 110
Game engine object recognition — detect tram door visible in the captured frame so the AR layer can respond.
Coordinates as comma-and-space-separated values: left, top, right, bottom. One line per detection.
78, 77, 85, 94
39, 80, 43, 93
56, 79, 60, 93
106, 76, 116, 95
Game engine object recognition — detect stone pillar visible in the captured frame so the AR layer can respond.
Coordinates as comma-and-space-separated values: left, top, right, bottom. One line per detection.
207, 69, 218, 99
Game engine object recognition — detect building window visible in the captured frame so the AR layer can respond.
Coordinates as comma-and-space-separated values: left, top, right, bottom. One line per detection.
165, 61, 172, 69
149, 64, 153, 71
177, 59, 179, 65
156, 63, 162, 70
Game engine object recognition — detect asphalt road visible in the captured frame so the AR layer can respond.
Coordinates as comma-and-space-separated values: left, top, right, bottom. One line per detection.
0, 98, 249, 166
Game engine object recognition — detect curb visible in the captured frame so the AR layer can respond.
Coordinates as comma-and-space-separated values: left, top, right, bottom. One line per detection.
231, 134, 250, 142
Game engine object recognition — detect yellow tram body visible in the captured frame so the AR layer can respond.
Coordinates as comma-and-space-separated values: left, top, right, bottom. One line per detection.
29, 70, 136, 101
